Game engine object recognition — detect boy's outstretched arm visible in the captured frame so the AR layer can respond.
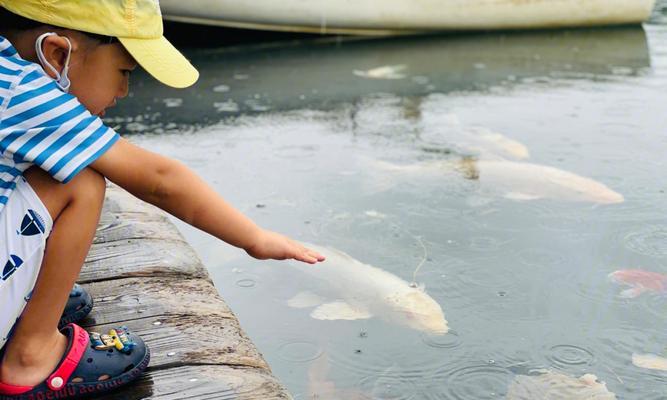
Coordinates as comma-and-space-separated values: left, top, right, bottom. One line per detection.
91, 137, 324, 264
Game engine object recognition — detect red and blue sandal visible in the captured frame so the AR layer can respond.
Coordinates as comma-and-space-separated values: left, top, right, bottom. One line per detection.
58, 284, 94, 329
0, 323, 150, 399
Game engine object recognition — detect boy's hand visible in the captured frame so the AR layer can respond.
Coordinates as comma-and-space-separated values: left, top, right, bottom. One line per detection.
245, 230, 325, 264
93, 139, 324, 264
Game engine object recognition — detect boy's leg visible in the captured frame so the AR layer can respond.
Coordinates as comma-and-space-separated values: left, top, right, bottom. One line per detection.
0, 166, 106, 386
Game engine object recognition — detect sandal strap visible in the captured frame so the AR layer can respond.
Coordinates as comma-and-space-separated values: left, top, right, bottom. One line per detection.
0, 323, 91, 394
46, 323, 89, 391
0, 381, 33, 395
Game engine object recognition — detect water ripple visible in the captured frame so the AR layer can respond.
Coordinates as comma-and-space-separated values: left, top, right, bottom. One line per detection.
545, 344, 595, 368
624, 225, 667, 258
235, 278, 257, 288
357, 373, 420, 400
644, 294, 667, 322
425, 364, 513, 400
277, 340, 323, 363
454, 261, 521, 290
327, 338, 450, 382
469, 236, 505, 252
421, 329, 462, 350
517, 248, 566, 268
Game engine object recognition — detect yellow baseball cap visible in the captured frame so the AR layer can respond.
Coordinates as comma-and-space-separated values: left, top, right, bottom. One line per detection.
0, 0, 199, 88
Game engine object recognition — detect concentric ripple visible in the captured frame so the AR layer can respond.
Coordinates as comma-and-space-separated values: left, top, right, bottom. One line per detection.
517, 248, 566, 268
624, 225, 667, 258
357, 373, 421, 400
545, 344, 595, 368
454, 260, 521, 290
641, 292, 667, 322
468, 236, 504, 252
421, 329, 462, 350
235, 278, 257, 288
277, 340, 323, 363
427, 364, 513, 400
327, 337, 450, 382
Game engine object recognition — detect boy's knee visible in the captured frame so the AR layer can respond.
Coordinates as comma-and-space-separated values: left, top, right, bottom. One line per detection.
68, 168, 106, 204
23, 167, 106, 220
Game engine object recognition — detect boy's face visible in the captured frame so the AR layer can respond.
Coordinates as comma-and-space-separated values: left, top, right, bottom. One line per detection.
69, 40, 138, 117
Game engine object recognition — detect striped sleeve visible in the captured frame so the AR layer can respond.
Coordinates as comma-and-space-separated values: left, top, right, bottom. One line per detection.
0, 67, 119, 183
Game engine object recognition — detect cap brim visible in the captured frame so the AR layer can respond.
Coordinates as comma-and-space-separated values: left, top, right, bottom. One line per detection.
118, 36, 199, 89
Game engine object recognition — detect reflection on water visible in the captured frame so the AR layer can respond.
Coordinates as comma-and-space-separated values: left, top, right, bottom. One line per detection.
110, 26, 649, 131
109, 3, 667, 399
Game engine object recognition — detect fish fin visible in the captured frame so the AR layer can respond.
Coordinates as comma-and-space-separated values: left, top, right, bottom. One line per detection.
310, 301, 373, 321
504, 192, 542, 201
287, 291, 325, 309
619, 287, 647, 299
632, 353, 667, 371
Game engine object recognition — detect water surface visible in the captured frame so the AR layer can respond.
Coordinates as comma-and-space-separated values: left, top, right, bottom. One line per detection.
109, 6, 667, 399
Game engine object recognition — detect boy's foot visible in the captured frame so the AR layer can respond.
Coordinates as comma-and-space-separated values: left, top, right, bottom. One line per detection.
58, 284, 94, 328
0, 330, 68, 387
0, 324, 149, 398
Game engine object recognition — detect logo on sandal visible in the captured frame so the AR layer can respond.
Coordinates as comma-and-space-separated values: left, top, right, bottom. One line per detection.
2, 255, 23, 280
17, 209, 46, 236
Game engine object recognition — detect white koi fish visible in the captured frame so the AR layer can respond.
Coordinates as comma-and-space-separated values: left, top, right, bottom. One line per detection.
353, 64, 407, 80
632, 353, 667, 371
467, 126, 530, 160
286, 243, 448, 335
367, 158, 624, 204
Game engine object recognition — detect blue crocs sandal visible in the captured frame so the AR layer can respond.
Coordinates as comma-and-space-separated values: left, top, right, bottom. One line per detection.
0, 323, 150, 399
58, 284, 94, 329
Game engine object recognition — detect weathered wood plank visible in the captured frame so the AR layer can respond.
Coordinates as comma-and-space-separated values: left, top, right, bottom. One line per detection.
102, 186, 168, 216
95, 365, 291, 400
95, 213, 186, 244
80, 239, 208, 282
80, 185, 292, 398
82, 277, 233, 322
82, 314, 268, 370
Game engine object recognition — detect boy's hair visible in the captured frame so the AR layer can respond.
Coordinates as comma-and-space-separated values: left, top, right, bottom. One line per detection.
0, 6, 43, 31
0, 7, 117, 44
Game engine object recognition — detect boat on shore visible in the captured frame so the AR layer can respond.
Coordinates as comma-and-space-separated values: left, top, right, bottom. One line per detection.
159, 0, 656, 35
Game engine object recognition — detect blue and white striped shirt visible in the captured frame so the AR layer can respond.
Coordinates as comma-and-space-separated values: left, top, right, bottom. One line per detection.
0, 36, 118, 214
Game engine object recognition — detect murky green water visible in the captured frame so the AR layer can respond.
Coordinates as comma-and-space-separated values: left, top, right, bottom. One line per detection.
109, 5, 667, 399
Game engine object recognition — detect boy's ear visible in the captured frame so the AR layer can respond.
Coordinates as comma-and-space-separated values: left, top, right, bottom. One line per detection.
38, 33, 79, 77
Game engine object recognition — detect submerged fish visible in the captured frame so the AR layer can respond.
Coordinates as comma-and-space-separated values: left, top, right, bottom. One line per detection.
418, 109, 530, 160
506, 369, 616, 400
608, 269, 667, 298
307, 353, 373, 400
286, 243, 448, 335
367, 158, 624, 204
467, 126, 530, 160
353, 64, 407, 80
632, 353, 667, 371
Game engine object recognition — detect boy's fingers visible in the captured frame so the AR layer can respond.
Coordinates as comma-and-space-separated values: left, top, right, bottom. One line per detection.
295, 248, 325, 264
303, 248, 325, 262
310, 251, 325, 262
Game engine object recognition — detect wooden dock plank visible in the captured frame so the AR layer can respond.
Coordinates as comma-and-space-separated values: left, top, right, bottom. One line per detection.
82, 314, 268, 370
80, 185, 292, 399
80, 239, 208, 282
82, 277, 235, 321
95, 366, 291, 400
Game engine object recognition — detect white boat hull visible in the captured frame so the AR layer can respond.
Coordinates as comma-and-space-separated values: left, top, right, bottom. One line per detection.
160, 0, 656, 34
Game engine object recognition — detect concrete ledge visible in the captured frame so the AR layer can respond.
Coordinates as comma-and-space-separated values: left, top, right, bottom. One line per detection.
80, 185, 292, 399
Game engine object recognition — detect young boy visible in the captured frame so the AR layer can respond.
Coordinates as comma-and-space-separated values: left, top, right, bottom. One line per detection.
0, 0, 324, 397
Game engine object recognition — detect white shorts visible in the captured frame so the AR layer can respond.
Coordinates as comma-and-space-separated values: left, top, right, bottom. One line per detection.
0, 176, 53, 348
